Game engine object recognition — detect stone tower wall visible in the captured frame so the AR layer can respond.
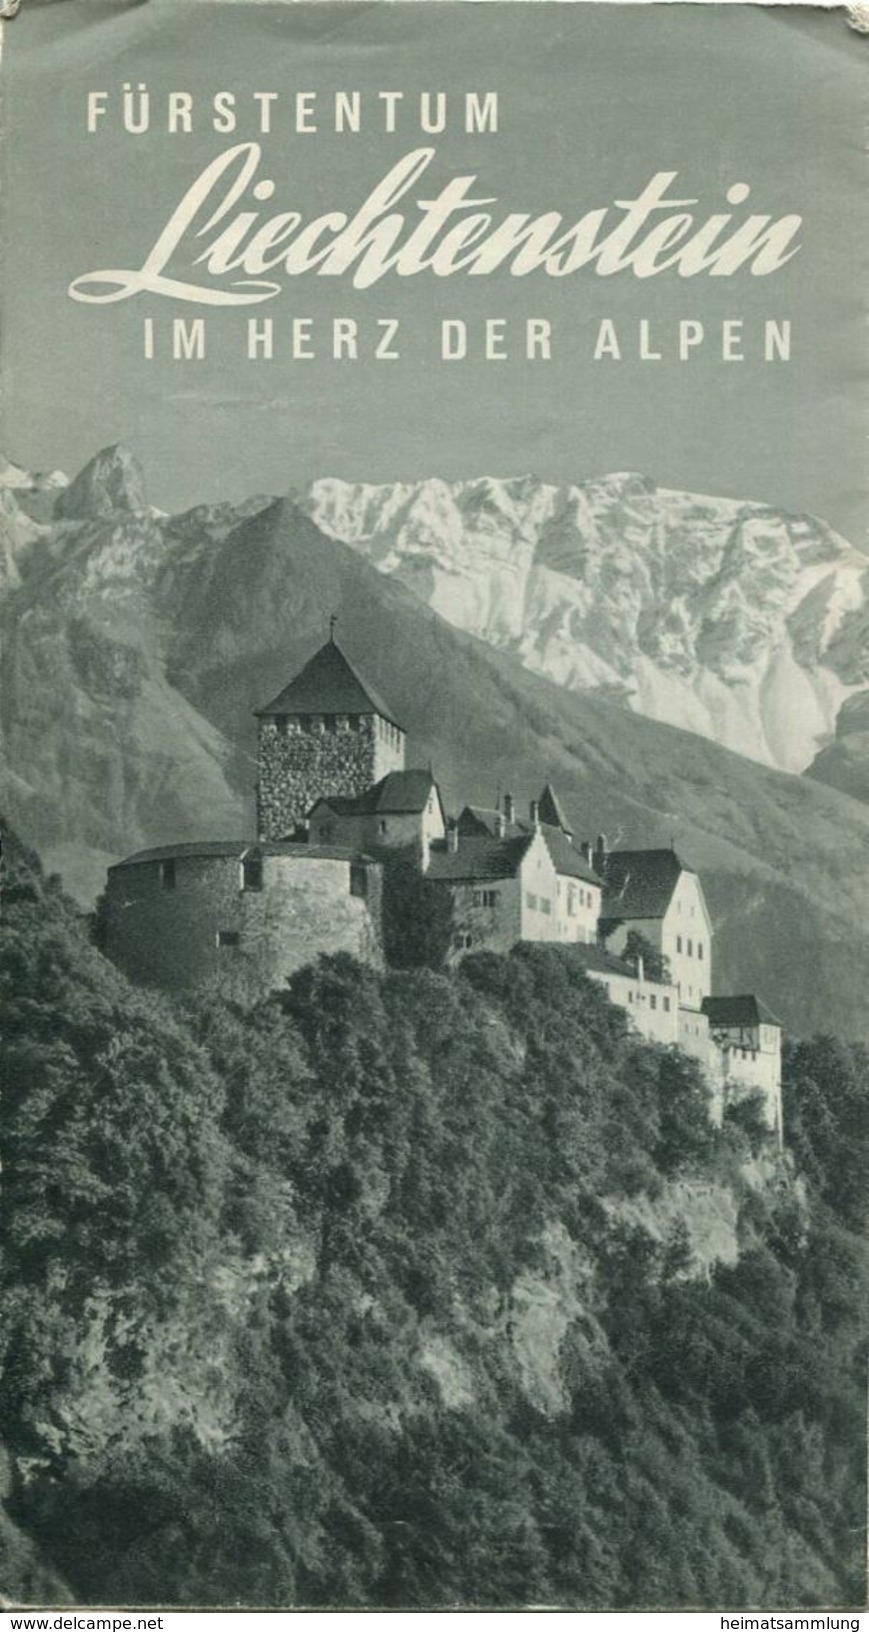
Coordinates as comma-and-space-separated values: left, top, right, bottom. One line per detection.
257, 714, 405, 839
104, 849, 383, 995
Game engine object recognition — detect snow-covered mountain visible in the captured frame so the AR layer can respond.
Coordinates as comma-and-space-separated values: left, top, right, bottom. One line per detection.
2, 443, 869, 1038
303, 473, 869, 775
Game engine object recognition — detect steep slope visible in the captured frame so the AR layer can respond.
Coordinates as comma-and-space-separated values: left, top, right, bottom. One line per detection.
806, 690, 869, 805
1, 449, 869, 1037
2, 833, 866, 1608
303, 473, 869, 775
0, 452, 248, 900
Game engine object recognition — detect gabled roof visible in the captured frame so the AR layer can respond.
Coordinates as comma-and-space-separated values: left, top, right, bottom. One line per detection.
312, 769, 441, 818
457, 805, 524, 839
702, 995, 782, 1030
254, 637, 403, 728
599, 848, 686, 921
455, 804, 597, 884
539, 824, 599, 886
538, 783, 572, 835
427, 832, 534, 883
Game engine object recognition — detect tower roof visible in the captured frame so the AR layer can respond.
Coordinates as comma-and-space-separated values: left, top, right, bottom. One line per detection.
254, 637, 403, 728
538, 783, 572, 836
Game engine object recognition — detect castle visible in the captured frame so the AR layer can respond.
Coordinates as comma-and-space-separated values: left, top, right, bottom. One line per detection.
103, 634, 783, 1140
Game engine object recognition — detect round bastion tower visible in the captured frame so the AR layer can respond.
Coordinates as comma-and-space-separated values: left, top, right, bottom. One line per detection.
101, 636, 402, 995
255, 634, 406, 840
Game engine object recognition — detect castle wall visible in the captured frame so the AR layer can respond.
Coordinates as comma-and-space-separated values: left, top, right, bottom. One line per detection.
554, 875, 600, 945
104, 848, 383, 995
718, 1030, 782, 1140
606, 876, 711, 1012
445, 876, 523, 957
663, 873, 712, 1007
310, 795, 444, 864
256, 714, 405, 840
587, 968, 680, 1046
518, 832, 562, 941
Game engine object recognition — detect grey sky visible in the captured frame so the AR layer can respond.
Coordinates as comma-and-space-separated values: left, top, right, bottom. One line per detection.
1, 2, 865, 541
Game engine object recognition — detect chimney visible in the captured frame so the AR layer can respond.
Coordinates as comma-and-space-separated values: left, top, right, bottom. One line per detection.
447, 823, 459, 853
494, 812, 506, 839
503, 792, 514, 825
529, 799, 540, 829
580, 840, 592, 863
593, 833, 607, 873
636, 954, 645, 983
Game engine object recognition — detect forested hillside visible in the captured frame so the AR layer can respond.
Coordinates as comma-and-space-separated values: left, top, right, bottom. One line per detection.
1, 828, 866, 1608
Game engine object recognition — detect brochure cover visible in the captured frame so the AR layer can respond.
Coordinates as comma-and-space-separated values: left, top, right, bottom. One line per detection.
0, 0, 866, 1610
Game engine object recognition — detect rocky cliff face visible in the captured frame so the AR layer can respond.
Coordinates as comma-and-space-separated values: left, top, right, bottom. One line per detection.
303, 473, 869, 776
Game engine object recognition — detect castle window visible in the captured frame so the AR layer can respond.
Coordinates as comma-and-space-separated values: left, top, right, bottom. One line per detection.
217, 930, 240, 949
540, 896, 552, 915
567, 886, 577, 916
663, 996, 671, 1012
525, 892, 538, 911
676, 935, 683, 953
698, 941, 704, 960
241, 854, 263, 892
324, 714, 337, 733
276, 717, 288, 737
348, 715, 361, 731
159, 858, 176, 891
650, 994, 657, 1010
687, 939, 693, 956
379, 819, 388, 835
350, 864, 367, 898
472, 889, 498, 908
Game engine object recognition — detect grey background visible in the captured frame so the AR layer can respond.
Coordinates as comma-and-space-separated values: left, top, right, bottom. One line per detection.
1, 1, 865, 539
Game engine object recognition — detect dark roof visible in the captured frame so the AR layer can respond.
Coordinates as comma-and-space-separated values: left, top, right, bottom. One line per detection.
427, 832, 534, 883
109, 839, 378, 871
568, 943, 637, 978
702, 995, 782, 1030
455, 805, 597, 884
456, 805, 530, 842
569, 942, 671, 986
457, 805, 520, 838
312, 769, 440, 818
600, 848, 687, 921
254, 637, 403, 728
538, 783, 572, 835
539, 824, 599, 885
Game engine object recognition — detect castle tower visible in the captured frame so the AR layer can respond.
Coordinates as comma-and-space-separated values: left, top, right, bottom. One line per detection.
254, 635, 406, 839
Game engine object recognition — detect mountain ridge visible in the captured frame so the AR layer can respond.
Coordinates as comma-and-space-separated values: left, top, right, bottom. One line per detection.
1, 445, 868, 1037
302, 471, 869, 778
